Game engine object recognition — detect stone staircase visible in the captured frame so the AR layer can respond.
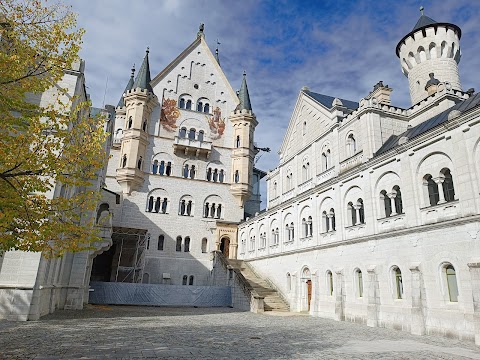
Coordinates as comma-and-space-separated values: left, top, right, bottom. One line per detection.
228, 259, 289, 312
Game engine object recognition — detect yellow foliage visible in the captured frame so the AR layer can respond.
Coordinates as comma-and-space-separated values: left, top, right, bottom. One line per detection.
0, 0, 107, 256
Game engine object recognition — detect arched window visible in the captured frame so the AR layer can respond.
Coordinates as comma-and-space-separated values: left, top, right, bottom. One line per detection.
394, 267, 403, 299
198, 131, 204, 142
186, 99, 192, 110
122, 154, 127, 168
290, 222, 294, 240
179, 200, 186, 215
441, 41, 447, 58
166, 162, 172, 176
330, 209, 336, 231
213, 169, 218, 182
429, 42, 437, 59
176, 236, 182, 252
179, 98, 185, 108
418, 46, 426, 62
348, 201, 356, 226
182, 275, 188, 285
393, 186, 403, 214
146, 235, 151, 250
302, 218, 307, 238
303, 121, 307, 135
183, 164, 189, 178
234, 170, 240, 183
356, 269, 363, 298
322, 152, 328, 171
206, 168, 212, 181
147, 196, 154, 212
184, 237, 190, 252
302, 162, 310, 182
347, 134, 356, 156
159, 161, 165, 175
424, 174, 439, 206
204, 202, 209, 218
197, 101, 203, 112
210, 203, 216, 218
188, 128, 196, 140
219, 170, 225, 183
189, 275, 194, 285
285, 224, 290, 241
216, 204, 222, 219
127, 116, 132, 129
201, 238, 208, 253
190, 165, 196, 179
158, 235, 164, 251
358, 199, 365, 224
445, 264, 459, 302
152, 160, 158, 174
441, 169, 455, 202
236, 135, 240, 148
308, 216, 313, 236
142, 119, 147, 132
203, 103, 210, 113
154, 197, 161, 212
327, 271, 334, 296
186, 200, 192, 216
322, 211, 329, 232
287, 273, 291, 292
275, 227, 279, 244
96, 203, 109, 224
137, 157, 143, 170
161, 198, 168, 213
179, 127, 187, 138
380, 190, 392, 217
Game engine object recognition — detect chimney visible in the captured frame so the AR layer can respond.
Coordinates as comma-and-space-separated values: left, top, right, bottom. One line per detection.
366, 81, 393, 105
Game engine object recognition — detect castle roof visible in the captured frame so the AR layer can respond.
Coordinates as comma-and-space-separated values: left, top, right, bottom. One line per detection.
117, 65, 135, 107
133, 49, 154, 93
376, 92, 480, 156
304, 90, 359, 110
396, 12, 461, 57
237, 71, 252, 111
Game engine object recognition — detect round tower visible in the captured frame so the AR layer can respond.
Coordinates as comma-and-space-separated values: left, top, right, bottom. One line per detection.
396, 7, 462, 105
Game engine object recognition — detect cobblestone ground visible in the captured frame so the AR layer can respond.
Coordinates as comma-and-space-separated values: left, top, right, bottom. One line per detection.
1, 306, 480, 359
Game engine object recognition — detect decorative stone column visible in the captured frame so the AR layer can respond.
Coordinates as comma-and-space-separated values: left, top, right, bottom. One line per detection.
327, 214, 333, 231
433, 177, 446, 204
334, 269, 345, 321
467, 261, 480, 345
367, 265, 380, 327
409, 263, 426, 336
353, 205, 362, 225
388, 192, 397, 216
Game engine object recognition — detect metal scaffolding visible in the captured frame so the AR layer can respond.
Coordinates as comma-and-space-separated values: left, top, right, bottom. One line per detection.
111, 227, 148, 283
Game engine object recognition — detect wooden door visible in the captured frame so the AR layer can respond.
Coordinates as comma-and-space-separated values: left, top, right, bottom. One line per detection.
307, 280, 312, 311
221, 238, 230, 258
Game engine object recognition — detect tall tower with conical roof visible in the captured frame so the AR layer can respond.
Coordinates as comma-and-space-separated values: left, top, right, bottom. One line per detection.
116, 49, 158, 194
396, 7, 462, 105
229, 72, 258, 207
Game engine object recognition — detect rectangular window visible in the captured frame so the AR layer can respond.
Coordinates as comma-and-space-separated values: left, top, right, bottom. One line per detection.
158, 235, 164, 251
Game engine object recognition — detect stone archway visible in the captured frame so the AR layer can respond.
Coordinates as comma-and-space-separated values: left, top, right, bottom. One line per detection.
301, 267, 312, 312
220, 237, 230, 258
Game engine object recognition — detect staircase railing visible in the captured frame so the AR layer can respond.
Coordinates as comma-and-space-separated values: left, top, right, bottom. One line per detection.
212, 251, 264, 313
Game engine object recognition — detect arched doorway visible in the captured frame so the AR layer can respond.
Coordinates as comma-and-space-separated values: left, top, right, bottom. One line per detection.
301, 267, 312, 312
220, 237, 230, 258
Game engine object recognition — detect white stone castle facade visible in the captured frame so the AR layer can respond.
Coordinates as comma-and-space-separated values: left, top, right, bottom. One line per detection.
238, 13, 480, 343
92, 26, 262, 287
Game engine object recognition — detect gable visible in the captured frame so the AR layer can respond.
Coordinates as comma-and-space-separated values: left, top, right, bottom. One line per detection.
279, 92, 335, 162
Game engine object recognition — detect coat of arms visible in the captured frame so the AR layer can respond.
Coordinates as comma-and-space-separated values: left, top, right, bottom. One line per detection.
160, 98, 180, 132
207, 107, 225, 140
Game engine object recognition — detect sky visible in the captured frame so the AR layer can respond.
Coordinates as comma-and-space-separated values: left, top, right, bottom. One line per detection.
67, 0, 480, 209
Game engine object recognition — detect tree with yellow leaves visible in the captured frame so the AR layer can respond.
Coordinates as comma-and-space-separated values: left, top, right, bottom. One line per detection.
0, 0, 108, 256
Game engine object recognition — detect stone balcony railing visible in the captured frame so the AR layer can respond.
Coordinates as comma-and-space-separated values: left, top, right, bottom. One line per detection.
339, 151, 364, 174
298, 178, 313, 195
377, 213, 406, 233
112, 136, 122, 148
420, 199, 459, 225
317, 167, 335, 185
173, 136, 212, 158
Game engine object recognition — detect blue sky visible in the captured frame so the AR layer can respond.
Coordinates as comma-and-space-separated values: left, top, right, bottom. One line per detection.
67, 0, 480, 208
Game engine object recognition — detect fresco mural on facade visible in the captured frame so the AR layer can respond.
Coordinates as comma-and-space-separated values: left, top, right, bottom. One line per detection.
207, 107, 225, 140
160, 98, 180, 132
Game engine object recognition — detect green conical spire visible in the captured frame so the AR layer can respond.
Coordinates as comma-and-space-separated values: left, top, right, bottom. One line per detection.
132, 48, 154, 93
117, 64, 135, 107
237, 71, 252, 111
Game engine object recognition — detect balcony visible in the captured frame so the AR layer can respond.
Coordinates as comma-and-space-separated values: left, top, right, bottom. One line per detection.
173, 136, 212, 158
317, 167, 335, 185
340, 151, 364, 174
420, 200, 459, 225
112, 136, 122, 149
377, 213, 406, 233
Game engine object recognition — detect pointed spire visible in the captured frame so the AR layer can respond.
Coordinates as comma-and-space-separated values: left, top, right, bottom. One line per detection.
197, 23, 205, 38
132, 47, 154, 93
215, 39, 221, 66
237, 71, 252, 111
117, 64, 135, 107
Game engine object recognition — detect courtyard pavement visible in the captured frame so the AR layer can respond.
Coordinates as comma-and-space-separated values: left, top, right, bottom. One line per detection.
0, 305, 480, 359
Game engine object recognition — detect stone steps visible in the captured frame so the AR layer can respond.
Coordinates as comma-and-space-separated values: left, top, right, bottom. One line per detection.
228, 259, 289, 312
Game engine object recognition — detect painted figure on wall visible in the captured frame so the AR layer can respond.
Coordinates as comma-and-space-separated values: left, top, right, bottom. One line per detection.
160, 98, 180, 132
208, 106, 225, 140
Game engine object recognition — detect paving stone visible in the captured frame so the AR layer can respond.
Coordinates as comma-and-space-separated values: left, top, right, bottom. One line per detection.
0, 306, 479, 359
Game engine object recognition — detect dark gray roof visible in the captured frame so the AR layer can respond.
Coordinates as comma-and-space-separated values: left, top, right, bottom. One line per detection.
117, 66, 135, 107
376, 93, 480, 156
133, 49, 154, 93
412, 15, 437, 32
237, 72, 252, 111
304, 90, 359, 110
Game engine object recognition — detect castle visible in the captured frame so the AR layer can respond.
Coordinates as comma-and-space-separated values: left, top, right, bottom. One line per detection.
238, 11, 480, 343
